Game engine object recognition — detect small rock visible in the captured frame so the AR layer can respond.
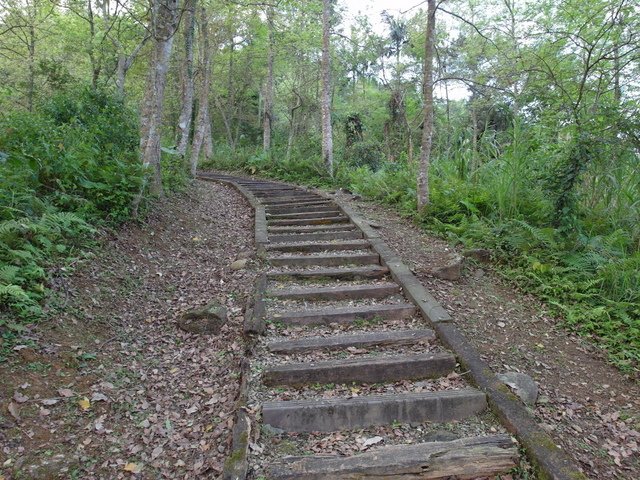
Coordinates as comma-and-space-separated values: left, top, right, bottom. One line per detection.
497, 371, 539, 406
262, 424, 285, 436
177, 301, 228, 335
230, 258, 249, 270
497, 321, 506, 328
433, 255, 463, 281
362, 436, 384, 448
464, 248, 491, 263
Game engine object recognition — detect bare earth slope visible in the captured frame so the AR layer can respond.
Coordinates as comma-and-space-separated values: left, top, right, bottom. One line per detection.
0, 180, 257, 479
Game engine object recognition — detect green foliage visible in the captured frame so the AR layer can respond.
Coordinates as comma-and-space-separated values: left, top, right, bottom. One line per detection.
0, 86, 143, 349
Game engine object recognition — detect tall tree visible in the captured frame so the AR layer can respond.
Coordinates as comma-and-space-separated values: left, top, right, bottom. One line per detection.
320, 0, 333, 176
190, 5, 212, 176
176, 0, 197, 156
139, 0, 180, 195
262, 5, 275, 152
417, 0, 436, 209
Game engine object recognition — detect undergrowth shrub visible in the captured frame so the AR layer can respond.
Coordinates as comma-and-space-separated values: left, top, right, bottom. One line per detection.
0, 86, 144, 353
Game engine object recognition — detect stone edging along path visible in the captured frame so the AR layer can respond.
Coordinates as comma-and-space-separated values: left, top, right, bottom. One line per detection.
198, 172, 586, 480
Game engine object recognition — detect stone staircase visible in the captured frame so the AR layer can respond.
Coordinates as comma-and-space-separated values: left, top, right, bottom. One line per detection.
213, 175, 520, 479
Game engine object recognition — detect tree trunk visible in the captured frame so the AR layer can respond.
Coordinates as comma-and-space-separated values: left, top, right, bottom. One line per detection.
320, 0, 334, 176
190, 6, 212, 176
263, 6, 275, 152
139, 0, 180, 196
204, 108, 214, 160
417, 0, 436, 210
177, 0, 197, 156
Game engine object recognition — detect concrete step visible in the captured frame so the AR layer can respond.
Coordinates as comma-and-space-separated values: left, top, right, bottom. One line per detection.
269, 435, 517, 479
268, 265, 388, 281
268, 216, 349, 227
262, 388, 487, 432
268, 253, 379, 268
267, 209, 342, 220
269, 282, 399, 301
269, 231, 364, 243
267, 328, 436, 354
262, 352, 456, 386
270, 303, 416, 326
265, 240, 371, 253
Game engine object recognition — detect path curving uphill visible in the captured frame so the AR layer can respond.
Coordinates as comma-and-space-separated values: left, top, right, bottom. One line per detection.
199, 172, 586, 480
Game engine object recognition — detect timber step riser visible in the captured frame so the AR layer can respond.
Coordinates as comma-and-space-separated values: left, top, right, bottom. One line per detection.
266, 205, 340, 214
267, 210, 342, 220
265, 240, 371, 253
271, 303, 416, 326
262, 352, 456, 387
269, 231, 364, 243
267, 266, 389, 280
268, 224, 357, 233
264, 199, 334, 207
269, 282, 399, 301
269, 435, 517, 480
261, 197, 325, 204
268, 216, 349, 226
262, 389, 487, 432
267, 253, 379, 267
267, 329, 436, 354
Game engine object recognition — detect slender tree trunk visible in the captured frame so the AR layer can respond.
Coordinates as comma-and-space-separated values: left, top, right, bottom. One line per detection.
204, 109, 214, 160
190, 6, 212, 176
177, 0, 196, 156
417, 0, 436, 210
139, 0, 180, 196
263, 6, 275, 152
27, 25, 35, 112
320, 0, 333, 176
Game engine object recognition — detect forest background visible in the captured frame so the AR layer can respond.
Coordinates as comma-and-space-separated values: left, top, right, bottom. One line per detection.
0, 0, 638, 373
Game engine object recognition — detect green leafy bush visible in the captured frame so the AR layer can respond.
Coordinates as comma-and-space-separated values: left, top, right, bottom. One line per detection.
0, 86, 143, 349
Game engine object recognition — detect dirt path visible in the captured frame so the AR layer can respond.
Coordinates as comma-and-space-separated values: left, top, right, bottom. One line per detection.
0, 180, 258, 479
333, 190, 640, 479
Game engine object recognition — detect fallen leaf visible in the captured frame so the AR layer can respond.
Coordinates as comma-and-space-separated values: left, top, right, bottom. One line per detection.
362, 436, 384, 448
78, 397, 91, 411
123, 462, 142, 474
151, 446, 163, 459
13, 391, 28, 403
58, 388, 74, 398
39, 407, 50, 416
7, 402, 20, 421
91, 392, 109, 402
42, 398, 59, 406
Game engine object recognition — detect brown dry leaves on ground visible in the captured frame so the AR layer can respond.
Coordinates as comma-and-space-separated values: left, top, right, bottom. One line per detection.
334, 191, 640, 480
0, 180, 257, 479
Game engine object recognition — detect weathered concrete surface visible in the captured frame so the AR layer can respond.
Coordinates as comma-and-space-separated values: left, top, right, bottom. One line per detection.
262, 389, 487, 432
263, 352, 456, 386
268, 329, 436, 354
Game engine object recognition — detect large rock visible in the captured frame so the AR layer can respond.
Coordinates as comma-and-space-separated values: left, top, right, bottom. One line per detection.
433, 255, 464, 281
497, 371, 539, 406
230, 258, 249, 270
177, 302, 228, 335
